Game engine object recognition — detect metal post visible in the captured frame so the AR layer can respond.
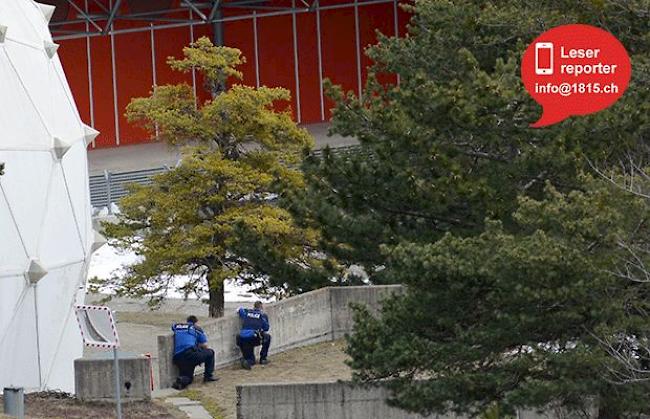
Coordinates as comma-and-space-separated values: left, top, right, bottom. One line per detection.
392, 0, 400, 87
354, 0, 362, 100
150, 24, 160, 139
316, 3, 325, 121
110, 11, 120, 146
3, 387, 25, 418
113, 345, 122, 419
291, 0, 301, 123
211, 3, 225, 95
189, 10, 198, 108
253, 11, 260, 89
104, 170, 112, 213
316, 4, 325, 121
212, 6, 223, 46
84, 0, 95, 147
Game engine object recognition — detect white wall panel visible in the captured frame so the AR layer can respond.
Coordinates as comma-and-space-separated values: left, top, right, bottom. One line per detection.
0, 151, 53, 255
0, 58, 51, 150
0, 0, 98, 393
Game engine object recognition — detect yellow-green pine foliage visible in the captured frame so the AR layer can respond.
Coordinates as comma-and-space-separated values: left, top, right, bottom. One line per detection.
104, 37, 327, 317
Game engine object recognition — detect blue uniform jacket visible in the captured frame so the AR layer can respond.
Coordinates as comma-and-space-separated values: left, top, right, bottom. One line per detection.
172, 322, 207, 356
238, 308, 269, 339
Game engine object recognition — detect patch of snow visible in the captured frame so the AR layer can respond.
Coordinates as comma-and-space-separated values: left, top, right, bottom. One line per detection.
88, 244, 273, 303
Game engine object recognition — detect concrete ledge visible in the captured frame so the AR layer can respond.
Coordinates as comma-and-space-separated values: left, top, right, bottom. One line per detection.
75, 352, 152, 401
157, 285, 403, 389
236, 381, 434, 419
236, 381, 574, 419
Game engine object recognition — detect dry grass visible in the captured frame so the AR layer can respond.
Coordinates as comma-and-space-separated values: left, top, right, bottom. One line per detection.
178, 388, 227, 419
0, 392, 185, 419
187, 339, 352, 419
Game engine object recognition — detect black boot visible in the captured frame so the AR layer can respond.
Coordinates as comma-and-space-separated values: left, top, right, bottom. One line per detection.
240, 358, 251, 370
172, 377, 186, 390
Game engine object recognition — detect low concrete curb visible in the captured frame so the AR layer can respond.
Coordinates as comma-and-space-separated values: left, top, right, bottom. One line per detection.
166, 397, 212, 419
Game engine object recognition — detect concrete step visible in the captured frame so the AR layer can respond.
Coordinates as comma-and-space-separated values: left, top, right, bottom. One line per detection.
165, 397, 213, 419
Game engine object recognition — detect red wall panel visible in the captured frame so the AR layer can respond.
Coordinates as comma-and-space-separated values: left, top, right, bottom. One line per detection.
57, 37, 91, 128
191, 24, 215, 106
296, 12, 322, 123
88, 35, 116, 148
223, 13, 257, 89
319, 8, 357, 119
397, 1, 411, 37
256, 14, 296, 119
113, 24, 154, 145
154, 26, 193, 87
55, 2, 410, 149
359, 3, 398, 87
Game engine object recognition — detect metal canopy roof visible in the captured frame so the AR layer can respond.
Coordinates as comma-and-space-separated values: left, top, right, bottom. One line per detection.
44, 0, 394, 40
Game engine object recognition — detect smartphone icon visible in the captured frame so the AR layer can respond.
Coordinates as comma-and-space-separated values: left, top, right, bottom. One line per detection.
535, 42, 553, 75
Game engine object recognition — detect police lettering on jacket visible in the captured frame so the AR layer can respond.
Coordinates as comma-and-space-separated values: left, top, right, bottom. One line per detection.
238, 308, 270, 334
172, 322, 207, 355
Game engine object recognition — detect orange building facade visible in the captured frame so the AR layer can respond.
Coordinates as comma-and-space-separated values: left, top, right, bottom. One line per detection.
48, 0, 409, 148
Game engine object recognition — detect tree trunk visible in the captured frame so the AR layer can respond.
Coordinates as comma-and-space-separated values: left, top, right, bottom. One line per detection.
597, 399, 621, 419
208, 281, 225, 318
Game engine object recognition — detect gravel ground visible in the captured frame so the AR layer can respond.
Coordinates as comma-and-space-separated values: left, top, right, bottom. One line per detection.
186, 339, 352, 419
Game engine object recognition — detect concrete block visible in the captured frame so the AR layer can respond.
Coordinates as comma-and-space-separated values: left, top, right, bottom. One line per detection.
157, 333, 178, 390
166, 397, 200, 407
180, 404, 213, 419
74, 352, 152, 401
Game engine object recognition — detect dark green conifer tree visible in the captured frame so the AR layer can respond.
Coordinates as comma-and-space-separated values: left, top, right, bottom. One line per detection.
289, 0, 650, 416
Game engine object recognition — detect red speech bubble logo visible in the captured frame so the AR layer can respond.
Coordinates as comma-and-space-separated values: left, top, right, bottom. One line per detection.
521, 24, 631, 128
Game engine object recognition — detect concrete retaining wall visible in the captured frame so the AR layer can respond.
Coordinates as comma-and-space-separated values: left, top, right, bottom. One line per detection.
158, 285, 403, 389
236, 381, 578, 419
236, 381, 435, 419
330, 285, 404, 339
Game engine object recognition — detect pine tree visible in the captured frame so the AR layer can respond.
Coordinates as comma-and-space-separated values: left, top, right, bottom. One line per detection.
346, 175, 650, 417
100, 37, 327, 317
292, 0, 649, 282
288, 0, 650, 415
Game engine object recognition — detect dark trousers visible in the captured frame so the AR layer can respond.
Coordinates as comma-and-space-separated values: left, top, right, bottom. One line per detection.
236, 332, 271, 364
173, 346, 215, 386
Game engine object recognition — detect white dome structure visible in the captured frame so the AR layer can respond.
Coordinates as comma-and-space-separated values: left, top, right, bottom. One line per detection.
0, 0, 100, 392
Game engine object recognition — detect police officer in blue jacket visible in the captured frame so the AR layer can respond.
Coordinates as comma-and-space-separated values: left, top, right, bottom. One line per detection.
236, 301, 271, 369
171, 315, 218, 389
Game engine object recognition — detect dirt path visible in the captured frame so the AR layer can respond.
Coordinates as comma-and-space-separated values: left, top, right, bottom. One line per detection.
188, 339, 352, 419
